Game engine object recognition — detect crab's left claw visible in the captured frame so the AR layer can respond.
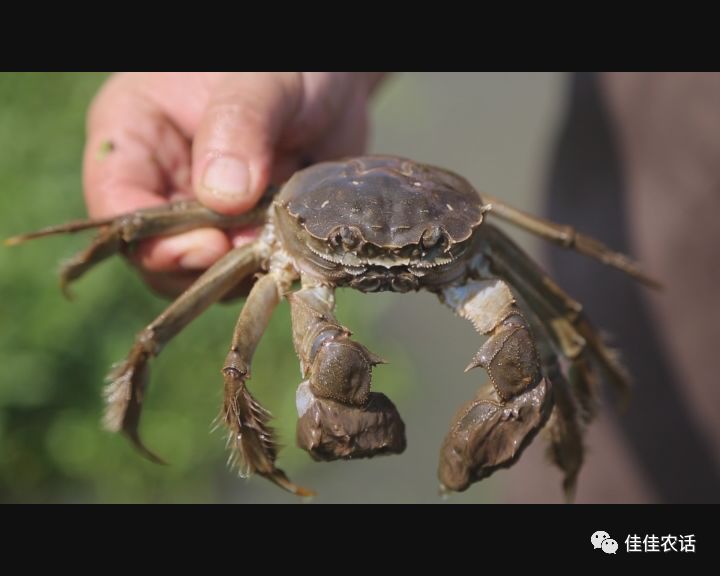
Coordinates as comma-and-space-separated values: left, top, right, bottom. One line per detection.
439, 378, 552, 492
439, 280, 554, 493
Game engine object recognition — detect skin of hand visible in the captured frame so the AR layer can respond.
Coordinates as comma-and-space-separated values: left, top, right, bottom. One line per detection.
84, 72, 386, 296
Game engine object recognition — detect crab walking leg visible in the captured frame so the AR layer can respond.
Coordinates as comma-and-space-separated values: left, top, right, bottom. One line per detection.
221, 272, 314, 497
6, 195, 273, 295
104, 242, 263, 463
477, 229, 615, 498
437, 279, 552, 492
288, 284, 406, 461
57, 226, 123, 298
523, 308, 586, 502
487, 250, 603, 421
482, 193, 661, 289
481, 225, 628, 410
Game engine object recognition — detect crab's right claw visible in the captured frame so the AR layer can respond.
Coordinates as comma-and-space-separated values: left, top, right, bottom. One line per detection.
296, 382, 406, 461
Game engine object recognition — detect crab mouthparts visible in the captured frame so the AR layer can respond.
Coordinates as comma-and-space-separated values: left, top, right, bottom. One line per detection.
347, 266, 420, 293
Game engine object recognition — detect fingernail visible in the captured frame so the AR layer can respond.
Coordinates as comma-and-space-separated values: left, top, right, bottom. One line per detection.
201, 156, 249, 201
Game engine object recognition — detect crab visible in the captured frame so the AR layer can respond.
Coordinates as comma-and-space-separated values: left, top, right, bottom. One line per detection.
6, 155, 659, 500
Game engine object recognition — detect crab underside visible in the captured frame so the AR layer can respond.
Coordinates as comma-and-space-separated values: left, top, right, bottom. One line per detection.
7, 155, 658, 500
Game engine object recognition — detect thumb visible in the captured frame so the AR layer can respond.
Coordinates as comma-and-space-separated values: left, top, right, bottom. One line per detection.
192, 73, 302, 214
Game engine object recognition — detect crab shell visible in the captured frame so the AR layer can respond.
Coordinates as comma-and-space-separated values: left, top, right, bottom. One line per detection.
273, 156, 487, 292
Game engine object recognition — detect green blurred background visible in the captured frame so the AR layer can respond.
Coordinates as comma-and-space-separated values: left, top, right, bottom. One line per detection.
0, 72, 563, 503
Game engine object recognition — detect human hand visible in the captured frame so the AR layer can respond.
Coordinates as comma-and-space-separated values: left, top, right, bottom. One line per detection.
84, 72, 386, 296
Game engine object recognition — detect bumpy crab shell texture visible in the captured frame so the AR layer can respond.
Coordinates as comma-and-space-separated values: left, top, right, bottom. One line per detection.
279, 156, 485, 248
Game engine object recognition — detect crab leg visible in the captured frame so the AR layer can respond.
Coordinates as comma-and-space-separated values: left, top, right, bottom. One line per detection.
523, 308, 586, 502
481, 224, 629, 409
288, 284, 406, 462
480, 225, 634, 499
482, 194, 661, 289
221, 270, 314, 497
104, 241, 263, 463
437, 278, 552, 492
6, 194, 273, 296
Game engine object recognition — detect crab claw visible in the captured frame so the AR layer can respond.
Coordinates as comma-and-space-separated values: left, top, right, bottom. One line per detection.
308, 336, 386, 406
438, 378, 552, 492
296, 382, 406, 461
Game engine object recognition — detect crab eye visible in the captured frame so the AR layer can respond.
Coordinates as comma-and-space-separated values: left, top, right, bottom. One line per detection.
340, 226, 362, 249
420, 226, 447, 251
330, 226, 362, 250
330, 232, 343, 249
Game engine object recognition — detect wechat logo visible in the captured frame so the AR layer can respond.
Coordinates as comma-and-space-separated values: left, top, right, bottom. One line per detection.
591, 531, 618, 554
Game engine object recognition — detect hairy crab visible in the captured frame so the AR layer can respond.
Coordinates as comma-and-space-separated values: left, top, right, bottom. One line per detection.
7, 155, 658, 499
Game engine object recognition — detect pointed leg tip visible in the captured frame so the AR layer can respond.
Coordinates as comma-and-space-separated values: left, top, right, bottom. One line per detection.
125, 431, 168, 466
639, 274, 663, 291
4, 236, 23, 247
297, 487, 317, 499
263, 468, 316, 499
59, 280, 75, 301
562, 478, 578, 504
146, 452, 169, 466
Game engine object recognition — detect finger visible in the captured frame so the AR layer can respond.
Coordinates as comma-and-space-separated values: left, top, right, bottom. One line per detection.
84, 74, 232, 273
305, 90, 369, 161
132, 228, 232, 272
139, 264, 257, 301
228, 224, 263, 248
192, 73, 303, 214
140, 269, 202, 299
84, 75, 192, 216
